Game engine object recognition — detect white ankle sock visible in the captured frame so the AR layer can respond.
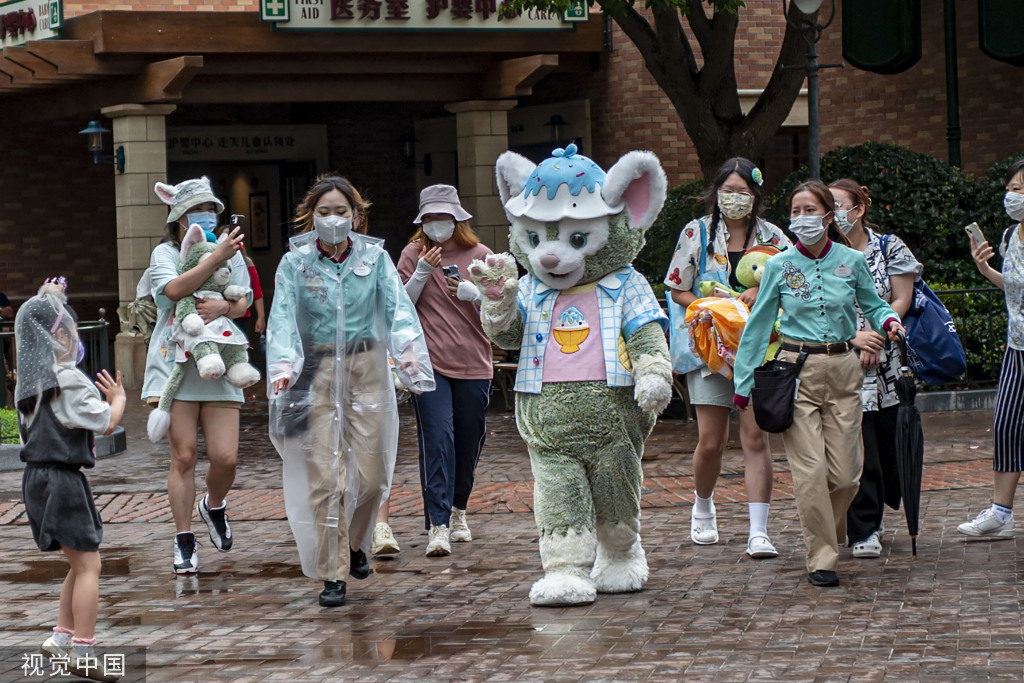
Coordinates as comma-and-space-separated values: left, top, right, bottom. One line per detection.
993, 503, 1013, 522
694, 493, 714, 515
748, 502, 770, 538
52, 627, 73, 647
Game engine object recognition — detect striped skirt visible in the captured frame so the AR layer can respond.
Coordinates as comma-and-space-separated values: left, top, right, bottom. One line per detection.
993, 347, 1024, 472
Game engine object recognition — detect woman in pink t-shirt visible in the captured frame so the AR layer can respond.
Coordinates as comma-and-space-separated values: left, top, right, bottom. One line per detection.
397, 185, 494, 558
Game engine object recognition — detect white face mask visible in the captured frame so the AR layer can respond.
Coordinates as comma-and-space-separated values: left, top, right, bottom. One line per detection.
423, 219, 455, 243
789, 214, 828, 245
313, 215, 352, 245
834, 208, 859, 234
1005, 191, 1024, 222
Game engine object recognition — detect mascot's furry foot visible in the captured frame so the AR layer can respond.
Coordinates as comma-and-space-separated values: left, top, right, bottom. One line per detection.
147, 409, 171, 443
197, 354, 226, 380
227, 363, 261, 388
529, 570, 596, 607
591, 537, 648, 594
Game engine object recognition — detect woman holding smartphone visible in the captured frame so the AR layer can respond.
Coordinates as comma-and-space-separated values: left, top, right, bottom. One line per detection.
397, 185, 494, 557
958, 158, 1024, 539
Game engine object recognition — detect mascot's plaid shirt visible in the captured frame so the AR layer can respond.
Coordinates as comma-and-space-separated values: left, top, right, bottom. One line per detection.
513, 267, 668, 393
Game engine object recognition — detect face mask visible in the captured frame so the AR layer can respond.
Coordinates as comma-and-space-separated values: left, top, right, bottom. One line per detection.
186, 211, 218, 233
717, 191, 754, 220
789, 214, 828, 245
834, 208, 858, 234
423, 219, 455, 243
1005, 191, 1024, 222
313, 215, 352, 245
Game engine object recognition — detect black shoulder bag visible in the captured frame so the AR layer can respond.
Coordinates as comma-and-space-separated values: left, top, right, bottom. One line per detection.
751, 349, 809, 433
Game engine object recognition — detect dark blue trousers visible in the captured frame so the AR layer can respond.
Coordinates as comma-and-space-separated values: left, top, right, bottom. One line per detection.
412, 372, 490, 530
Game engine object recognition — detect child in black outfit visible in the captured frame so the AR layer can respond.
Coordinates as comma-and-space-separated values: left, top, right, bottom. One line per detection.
15, 277, 126, 682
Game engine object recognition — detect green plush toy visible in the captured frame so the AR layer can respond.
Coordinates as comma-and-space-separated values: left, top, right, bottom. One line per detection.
734, 245, 780, 290
469, 144, 671, 607
146, 224, 260, 442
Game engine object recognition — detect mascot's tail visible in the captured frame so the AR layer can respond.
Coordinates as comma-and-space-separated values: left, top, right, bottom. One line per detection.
147, 362, 186, 442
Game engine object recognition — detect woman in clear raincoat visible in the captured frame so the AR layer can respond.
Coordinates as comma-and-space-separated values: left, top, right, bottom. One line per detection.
266, 175, 434, 608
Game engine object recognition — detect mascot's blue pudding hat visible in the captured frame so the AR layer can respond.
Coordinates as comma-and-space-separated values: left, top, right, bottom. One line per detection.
505, 143, 623, 222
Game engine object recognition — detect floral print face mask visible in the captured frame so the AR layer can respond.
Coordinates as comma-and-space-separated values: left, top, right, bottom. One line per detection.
717, 191, 754, 220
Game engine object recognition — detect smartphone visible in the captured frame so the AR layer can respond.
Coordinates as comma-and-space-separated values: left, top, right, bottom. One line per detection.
964, 222, 986, 246
441, 264, 462, 281
230, 214, 245, 229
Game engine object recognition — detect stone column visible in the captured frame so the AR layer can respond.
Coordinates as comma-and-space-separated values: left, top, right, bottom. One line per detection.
100, 103, 177, 390
444, 100, 517, 253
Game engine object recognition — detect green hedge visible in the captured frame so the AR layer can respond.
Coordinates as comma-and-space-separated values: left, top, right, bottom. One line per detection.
636, 178, 706, 297
0, 408, 18, 445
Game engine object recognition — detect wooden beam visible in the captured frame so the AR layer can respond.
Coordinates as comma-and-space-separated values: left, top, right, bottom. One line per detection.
200, 54, 490, 77
64, 10, 603, 56
135, 56, 204, 102
24, 40, 141, 76
181, 74, 478, 103
480, 54, 559, 98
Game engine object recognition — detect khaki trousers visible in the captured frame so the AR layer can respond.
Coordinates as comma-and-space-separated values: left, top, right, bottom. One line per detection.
778, 348, 863, 573
306, 349, 392, 581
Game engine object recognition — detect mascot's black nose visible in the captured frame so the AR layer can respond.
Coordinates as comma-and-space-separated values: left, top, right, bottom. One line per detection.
540, 254, 560, 269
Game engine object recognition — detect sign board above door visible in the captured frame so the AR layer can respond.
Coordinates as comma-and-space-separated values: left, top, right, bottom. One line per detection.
260, 0, 588, 31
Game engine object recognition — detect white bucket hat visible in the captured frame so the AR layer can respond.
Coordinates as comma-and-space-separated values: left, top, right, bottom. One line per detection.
154, 176, 226, 223
413, 184, 472, 224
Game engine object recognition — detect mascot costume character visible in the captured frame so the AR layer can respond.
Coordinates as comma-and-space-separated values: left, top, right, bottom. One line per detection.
468, 144, 672, 606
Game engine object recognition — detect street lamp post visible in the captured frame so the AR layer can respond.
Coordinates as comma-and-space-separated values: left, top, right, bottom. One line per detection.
782, 0, 842, 180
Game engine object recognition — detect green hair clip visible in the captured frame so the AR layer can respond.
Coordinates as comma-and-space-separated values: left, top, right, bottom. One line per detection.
751, 167, 764, 186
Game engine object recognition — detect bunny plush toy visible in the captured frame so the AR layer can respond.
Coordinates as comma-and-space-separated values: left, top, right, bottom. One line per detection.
468, 144, 672, 606
146, 223, 261, 442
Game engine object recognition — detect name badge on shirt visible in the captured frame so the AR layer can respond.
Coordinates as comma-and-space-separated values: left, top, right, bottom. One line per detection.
833, 264, 852, 278
353, 263, 371, 277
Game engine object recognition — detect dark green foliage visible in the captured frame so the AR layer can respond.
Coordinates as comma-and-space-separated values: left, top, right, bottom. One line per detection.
764, 142, 989, 284
0, 408, 18, 444
636, 179, 707, 296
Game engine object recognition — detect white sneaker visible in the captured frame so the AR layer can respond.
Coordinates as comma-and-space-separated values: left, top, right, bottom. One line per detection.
691, 503, 719, 545
449, 508, 472, 542
425, 524, 451, 557
41, 635, 69, 659
173, 532, 199, 574
371, 522, 401, 556
745, 535, 778, 559
852, 530, 882, 558
957, 508, 1015, 538
68, 642, 120, 681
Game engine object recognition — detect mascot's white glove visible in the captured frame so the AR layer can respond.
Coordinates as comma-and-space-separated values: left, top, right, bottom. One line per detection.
632, 354, 673, 414
468, 253, 519, 335
456, 281, 482, 303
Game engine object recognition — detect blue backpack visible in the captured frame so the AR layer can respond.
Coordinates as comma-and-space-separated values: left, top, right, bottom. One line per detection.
880, 235, 966, 385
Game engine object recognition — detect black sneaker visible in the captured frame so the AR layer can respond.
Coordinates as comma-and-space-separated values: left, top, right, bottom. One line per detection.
319, 580, 346, 607
198, 496, 233, 551
807, 570, 840, 587
349, 548, 370, 580
173, 532, 198, 575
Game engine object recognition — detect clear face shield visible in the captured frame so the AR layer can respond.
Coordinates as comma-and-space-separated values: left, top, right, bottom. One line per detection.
14, 278, 83, 408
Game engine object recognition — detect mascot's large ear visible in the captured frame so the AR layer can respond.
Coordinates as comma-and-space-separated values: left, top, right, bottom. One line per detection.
154, 181, 178, 207
179, 224, 206, 266
495, 151, 536, 207
602, 151, 668, 232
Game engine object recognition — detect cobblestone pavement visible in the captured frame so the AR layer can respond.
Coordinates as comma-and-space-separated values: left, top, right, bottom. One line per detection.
1, 385, 1021, 682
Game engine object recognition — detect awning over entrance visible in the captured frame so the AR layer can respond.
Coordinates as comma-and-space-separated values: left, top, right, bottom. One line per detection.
0, 10, 603, 121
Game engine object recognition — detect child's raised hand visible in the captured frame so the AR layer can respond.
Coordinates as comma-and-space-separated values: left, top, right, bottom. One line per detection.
95, 369, 125, 401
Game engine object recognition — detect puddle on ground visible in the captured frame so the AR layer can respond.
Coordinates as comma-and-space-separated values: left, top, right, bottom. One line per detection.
0, 555, 131, 582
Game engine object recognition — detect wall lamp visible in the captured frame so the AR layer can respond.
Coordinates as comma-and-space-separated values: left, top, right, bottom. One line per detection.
78, 120, 125, 173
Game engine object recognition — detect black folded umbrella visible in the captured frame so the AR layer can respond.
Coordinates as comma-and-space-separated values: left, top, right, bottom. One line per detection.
894, 332, 924, 558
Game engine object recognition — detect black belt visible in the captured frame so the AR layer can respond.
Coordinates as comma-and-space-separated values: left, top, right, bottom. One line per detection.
781, 340, 853, 356
344, 339, 376, 355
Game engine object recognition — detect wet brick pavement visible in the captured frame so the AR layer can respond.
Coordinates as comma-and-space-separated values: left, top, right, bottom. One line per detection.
1, 384, 1021, 682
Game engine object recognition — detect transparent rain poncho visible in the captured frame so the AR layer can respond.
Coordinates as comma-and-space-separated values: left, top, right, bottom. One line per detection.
14, 278, 84, 414
266, 231, 434, 581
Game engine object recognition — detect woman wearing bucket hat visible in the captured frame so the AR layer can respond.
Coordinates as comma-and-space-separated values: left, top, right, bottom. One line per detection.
143, 176, 252, 575
397, 184, 494, 557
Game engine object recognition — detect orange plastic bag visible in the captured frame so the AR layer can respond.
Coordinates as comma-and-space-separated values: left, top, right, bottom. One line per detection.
684, 297, 751, 380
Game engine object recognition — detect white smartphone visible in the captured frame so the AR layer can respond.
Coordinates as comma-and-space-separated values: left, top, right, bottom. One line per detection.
965, 222, 986, 246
